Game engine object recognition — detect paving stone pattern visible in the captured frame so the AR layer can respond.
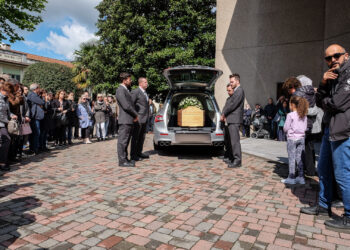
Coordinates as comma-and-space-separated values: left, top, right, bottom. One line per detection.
0, 135, 349, 249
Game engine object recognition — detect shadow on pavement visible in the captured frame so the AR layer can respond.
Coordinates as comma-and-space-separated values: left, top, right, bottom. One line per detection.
5, 139, 89, 173
0, 196, 41, 248
270, 160, 319, 206
156, 146, 223, 160
0, 184, 35, 199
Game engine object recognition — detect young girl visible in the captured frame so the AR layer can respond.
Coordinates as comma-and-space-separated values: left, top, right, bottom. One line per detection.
282, 96, 308, 185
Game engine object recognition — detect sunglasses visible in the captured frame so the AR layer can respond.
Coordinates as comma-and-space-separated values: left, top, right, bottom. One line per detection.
325, 52, 345, 62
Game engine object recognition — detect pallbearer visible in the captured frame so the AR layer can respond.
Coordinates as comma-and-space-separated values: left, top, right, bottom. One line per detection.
116, 73, 138, 167
221, 74, 245, 168
131, 77, 150, 161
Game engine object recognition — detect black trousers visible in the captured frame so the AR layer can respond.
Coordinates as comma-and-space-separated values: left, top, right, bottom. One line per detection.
304, 133, 316, 176
8, 134, 20, 160
108, 117, 117, 136
54, 125, 66, 144
224, 125, 233, 160
228, 123, 242, 163
243, 124, 250, 137
0, 128, 11, 165
131, 122, 147, 159
81, 127, 90, 139
117, 124, 133, 163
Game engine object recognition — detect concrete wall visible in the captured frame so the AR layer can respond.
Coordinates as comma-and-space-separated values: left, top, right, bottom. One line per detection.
324, 0, 350, 54
215, 0, 350, 109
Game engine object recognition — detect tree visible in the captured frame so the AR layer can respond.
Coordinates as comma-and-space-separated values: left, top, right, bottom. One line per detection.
89, 0, 216, 99
72, 39, 98, 91
23, 62, 76, 94
0, 0, 47, 43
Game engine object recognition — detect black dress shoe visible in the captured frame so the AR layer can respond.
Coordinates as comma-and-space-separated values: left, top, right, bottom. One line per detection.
300, 205, 331, 216
0, 164, 10, 171
228, 161, 241, 168
128, 160, 136, 165
119, 162, 135, 167
325, 215, 350, 229
138, 153, 149, 159
223, 158, 231, 163
9, 158, 21, 163
131, 157, 142, 161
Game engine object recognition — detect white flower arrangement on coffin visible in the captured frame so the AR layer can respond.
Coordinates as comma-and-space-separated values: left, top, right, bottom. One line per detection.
178, 96, 203, 110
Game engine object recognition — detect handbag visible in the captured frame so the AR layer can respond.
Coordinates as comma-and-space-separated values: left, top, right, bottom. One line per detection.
20, 122, 32, 135
56, 112, 69, 127
7, 119, 20, 135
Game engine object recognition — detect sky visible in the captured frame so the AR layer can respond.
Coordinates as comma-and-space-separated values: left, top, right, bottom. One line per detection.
10, 0, 102, 61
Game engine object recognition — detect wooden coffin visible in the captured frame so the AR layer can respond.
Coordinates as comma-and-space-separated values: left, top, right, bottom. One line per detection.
177, 106, 204, 127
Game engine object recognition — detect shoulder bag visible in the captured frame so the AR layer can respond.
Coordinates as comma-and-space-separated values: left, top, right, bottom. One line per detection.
8, 119, 20, 135
20, 121, 32, 135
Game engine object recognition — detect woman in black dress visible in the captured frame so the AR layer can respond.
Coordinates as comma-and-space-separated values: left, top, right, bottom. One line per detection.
51, 90, 69, 146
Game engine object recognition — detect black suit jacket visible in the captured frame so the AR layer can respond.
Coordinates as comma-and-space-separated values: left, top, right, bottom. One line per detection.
131, 87, 150, 124
116, 85, 138, 124
222, 86, 245, 124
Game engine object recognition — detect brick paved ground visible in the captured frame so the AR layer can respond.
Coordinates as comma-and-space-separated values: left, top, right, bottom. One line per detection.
0, 135, 349, 250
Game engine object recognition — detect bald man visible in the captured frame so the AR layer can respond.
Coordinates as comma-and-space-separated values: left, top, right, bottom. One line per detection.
301, 44, 350, 229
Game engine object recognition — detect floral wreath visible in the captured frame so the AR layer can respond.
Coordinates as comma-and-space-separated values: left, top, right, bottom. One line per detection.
178, 96, 203, 110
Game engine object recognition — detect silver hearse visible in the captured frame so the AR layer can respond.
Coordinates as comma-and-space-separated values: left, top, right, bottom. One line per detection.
153, 65, 225, 150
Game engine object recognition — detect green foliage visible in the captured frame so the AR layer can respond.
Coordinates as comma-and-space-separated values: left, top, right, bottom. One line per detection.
72, 39, 98, 90
78, 0, 216, 100
178, 96, 203, 110
0, 0, 47, 43
23, 62, 76, 94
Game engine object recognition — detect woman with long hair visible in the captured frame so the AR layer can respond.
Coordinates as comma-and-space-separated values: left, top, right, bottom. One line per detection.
94, 94, 107, 141
77, 94, 93, 144
51, 90, 69, 146
66, 92, 78, 144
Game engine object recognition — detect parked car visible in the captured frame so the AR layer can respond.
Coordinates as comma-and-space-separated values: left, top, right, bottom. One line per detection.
153, 65, 225, 150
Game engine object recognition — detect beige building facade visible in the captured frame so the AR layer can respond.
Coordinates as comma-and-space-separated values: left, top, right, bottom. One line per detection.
215, 0, 350, 109
0, 44, 73, 82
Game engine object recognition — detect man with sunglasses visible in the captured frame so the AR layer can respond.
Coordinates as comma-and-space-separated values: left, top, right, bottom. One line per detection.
301, 44, 350, 230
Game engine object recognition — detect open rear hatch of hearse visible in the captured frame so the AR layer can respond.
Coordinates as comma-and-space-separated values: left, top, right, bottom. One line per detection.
163, 65, 223, 90
163, 66, 223, 144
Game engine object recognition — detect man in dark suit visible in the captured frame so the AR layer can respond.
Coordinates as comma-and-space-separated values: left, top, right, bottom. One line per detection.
221, 73, 245, 168
222, 83, 234, 163
116, 73, 138, 167
131, 77, 150, 161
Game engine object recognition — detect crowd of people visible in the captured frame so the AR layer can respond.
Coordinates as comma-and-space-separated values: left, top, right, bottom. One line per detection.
218, 43, 350, 230
0, 73, 157, 171
0, 76, 123, 171
242, 75, 323, 144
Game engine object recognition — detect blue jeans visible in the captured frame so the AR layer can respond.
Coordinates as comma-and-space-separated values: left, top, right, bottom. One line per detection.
67, 125, 73, 143
318, 128, 336, 209
331, 137, 350, 217
30, 119, 41, 152
40, 120, 48, 149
